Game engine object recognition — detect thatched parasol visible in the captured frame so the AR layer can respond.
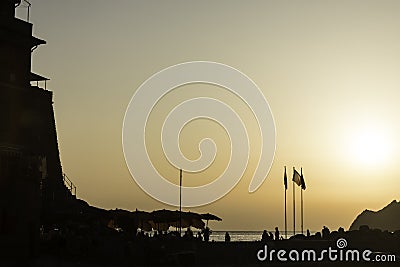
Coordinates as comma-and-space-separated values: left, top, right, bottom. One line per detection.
201, 213, 222, 227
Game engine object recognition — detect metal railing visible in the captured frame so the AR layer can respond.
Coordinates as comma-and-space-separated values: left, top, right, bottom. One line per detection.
62, 173, 76, 196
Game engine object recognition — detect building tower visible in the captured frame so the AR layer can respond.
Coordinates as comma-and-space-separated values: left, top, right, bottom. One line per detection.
0, 0, 72, 258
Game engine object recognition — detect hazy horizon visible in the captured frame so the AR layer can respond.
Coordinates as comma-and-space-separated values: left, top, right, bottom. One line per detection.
19, 0, 400, 231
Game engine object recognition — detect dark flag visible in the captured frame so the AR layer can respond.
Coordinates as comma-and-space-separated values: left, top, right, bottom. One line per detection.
292, 168, 302, 186
284, 166, 288, 190
300, 172, 306, 190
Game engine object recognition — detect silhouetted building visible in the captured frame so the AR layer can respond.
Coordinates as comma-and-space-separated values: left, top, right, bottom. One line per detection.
0, 0, 72, 258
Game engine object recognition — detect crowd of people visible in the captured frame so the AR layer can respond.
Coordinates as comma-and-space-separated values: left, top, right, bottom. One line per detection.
135, 226, 212, 242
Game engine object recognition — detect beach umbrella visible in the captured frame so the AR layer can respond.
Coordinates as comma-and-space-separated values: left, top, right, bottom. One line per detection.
151, 209, 181, 230
201, 213, 222, 227
151, 210, 206, 230
109, 209, 137, 233
132, 209, 153, 231
178, 211, 205, 230
151, 209, 179, 223
149, 221, 170, 231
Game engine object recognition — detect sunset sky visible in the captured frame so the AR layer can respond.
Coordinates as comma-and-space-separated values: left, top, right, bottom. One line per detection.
18, 0, 400, 231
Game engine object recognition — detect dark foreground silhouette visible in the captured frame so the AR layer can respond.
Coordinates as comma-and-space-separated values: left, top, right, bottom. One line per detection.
5, 215, 399, 266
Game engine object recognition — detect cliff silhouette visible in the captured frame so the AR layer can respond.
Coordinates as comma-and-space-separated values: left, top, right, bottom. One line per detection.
349, 200, 400, 232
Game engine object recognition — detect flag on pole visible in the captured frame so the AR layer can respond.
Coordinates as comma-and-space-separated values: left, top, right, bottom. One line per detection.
300, 171, 306, 190
284, 166, 288, 190
292, 168, 302, 187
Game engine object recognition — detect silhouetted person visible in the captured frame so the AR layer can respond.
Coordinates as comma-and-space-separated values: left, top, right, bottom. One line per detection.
136, 230, 145, 239
261, 230, 268, 242
225, 232, 230, 242
315, 231, 322, 239
197, 232, 202, 241
338, 227, 345, 234
322, 226, 330, 239
188, 227, 193, 237
184, 227, 193, 239
274, 227, 280, 241
306, 229, 310, 237
203, 227, 210, 242
269, 232, 274, 240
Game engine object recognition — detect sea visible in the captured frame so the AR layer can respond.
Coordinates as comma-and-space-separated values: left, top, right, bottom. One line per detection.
148, 230, 312, 242
209, 231, 263, 242
203, 230, 316, 242
207, 231, 303, 242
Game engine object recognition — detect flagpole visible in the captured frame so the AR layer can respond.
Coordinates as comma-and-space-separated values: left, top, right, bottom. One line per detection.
285, 182, 287, 239
301, 188, 304, 234
179, 168, 182, 236
284, 166, 287, 239
293, 167, 295, 237
301, 168, 304, 235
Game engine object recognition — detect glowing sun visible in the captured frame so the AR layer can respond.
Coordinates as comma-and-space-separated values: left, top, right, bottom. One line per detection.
349, 127, 392, 167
